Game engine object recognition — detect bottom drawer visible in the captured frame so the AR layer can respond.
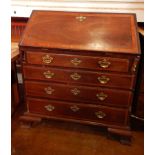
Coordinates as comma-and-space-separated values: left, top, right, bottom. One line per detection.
27, 98, 129, 126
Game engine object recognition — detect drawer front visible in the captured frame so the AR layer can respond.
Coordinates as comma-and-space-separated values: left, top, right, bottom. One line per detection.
26, 51, 130, 72
25, 81, 133, 107
23, 66, 135, 89
27, 98, 128, 126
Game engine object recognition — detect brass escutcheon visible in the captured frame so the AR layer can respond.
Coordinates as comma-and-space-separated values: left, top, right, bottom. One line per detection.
71, 58, 82, 66
95, 111, 106, 119
98, 59, 111, 68
96, 92, 108, 101
44, 105, 55, 112
42, 55, 53, 64
132, 64, 137, 72
70, 105, 80, 112
70, 73, 81, 81
44, 87, 55, 95
98, 75, 110, 84
76, 16, 86, 22
43, 71, 55, 79
71, 88, 80, 96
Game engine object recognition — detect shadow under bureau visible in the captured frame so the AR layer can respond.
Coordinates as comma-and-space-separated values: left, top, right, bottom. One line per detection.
19, 11, 140, 144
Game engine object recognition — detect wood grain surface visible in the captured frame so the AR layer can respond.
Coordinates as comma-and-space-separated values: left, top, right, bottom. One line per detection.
20, 11, 140, 54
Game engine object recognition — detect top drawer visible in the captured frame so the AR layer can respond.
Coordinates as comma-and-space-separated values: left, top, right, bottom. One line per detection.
26, 51, 130, 73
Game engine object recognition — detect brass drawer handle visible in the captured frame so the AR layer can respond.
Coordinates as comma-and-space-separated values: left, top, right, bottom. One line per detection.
132, 64, 137, 72
44, 105, 55, 112
71, 58, 82, 66
98, 59, 111, 68
44, 87, 55, 95
70, 105, 80, 112
42, 55, 53, 64
98, 76, 110, 84
70, 73, 81, 81
71, 88, 80, 95
76, 16, 86, 22
95, 111, 106, 119
43, 71, 55, 79
132, 56, 140, 72
96, 92, 108, 101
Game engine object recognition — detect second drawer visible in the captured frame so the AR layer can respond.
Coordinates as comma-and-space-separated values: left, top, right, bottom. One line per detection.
23, 65, 135, 89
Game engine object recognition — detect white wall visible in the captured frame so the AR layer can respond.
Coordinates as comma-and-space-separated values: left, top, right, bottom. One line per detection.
11, 0, 144, 22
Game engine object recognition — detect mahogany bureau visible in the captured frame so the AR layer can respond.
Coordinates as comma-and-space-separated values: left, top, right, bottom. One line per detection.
19, 11, 140, 143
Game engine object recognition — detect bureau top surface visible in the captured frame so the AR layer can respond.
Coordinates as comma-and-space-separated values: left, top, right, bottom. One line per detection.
19, 11, 140, 54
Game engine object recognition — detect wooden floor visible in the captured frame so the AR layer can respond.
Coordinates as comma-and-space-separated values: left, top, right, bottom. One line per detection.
12, 106, 144, 155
